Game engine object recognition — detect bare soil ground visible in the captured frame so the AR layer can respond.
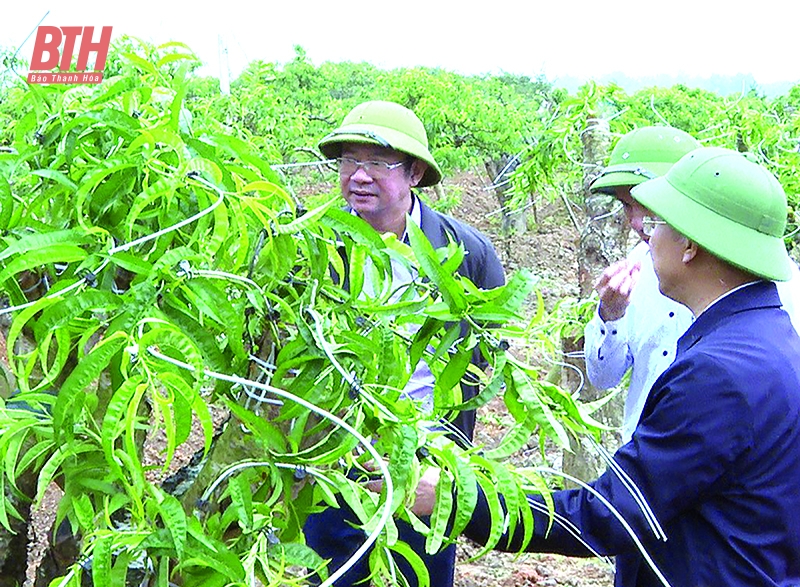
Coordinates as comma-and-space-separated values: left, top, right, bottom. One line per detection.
24, 170, 613, 587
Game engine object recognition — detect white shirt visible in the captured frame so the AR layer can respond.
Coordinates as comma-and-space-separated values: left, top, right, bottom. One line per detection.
584, 241, 800, 443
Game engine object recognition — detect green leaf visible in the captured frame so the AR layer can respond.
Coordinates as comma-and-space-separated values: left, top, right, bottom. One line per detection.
327, 471, 370, 524
470, 269, 538, 322
228, 472, 254, 533
71, 493, 95, 529
483, 410, 538, 460
470, 471, 504, 558
407, 220, 466, 313
473, 456, 519, 543
448, 353, 506, 411
388, 541, 430, 587
425, 468, 453, 555
75, 160, 138, 227
36, 443, 94, 502
109, 250, 153, 276
387, 425, 418, 511
409, 317, 445, 370
441, 450, 478, 539
124, 176, 179, 240
224, 399, 287, 454
347, 242, 367, 300
0, 244, 86, 286
274, 198, 337, 234
139, 322, 205, 392
157, 371, 197, 448
512, 367, 570, 448
433, 347, 472, 409
158, 493, 188, 558
53, 331, 129, 435
34, 289, 120, 341
0, 229, 93, 263
0, 475, 22, 531
30, 168, 78, 191
184, 278, 245, 359
0, 174, 14, 231
272, 542, 328, 578
320, 208, 386, 250
92, 533, 113, 586
101, 377, 145, 478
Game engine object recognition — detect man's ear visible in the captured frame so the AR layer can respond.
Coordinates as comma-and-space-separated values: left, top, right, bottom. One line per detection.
682, 239, 699, 264
409, 159, 428, 187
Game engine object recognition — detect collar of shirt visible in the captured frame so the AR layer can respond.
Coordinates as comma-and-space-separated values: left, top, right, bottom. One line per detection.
699, 280, 763, 317
678, 280, 779, 355
349, 194, 422, 243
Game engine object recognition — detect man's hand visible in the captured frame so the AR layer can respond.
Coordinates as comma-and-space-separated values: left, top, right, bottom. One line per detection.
364, 465, 442, 517
595, 260, 641, 322
408, 467, 441, 517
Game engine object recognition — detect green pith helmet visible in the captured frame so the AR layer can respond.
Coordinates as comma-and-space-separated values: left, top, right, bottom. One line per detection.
632, 147, 792, 281
318, 101, 442, 187
590, 126, 701, 193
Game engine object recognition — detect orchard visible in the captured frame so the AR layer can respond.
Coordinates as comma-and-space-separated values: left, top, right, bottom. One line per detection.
0, 38, 797, 586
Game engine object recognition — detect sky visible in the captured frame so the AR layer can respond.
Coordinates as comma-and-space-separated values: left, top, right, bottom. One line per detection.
2, 1, 799, 87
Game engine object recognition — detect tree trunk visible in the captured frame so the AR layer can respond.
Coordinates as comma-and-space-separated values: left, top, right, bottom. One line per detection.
484, 156, 527, 237
561, 116, 629, 485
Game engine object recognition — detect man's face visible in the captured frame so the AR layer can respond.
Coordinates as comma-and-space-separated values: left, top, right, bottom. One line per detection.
339, 143, 426, 229
649, 220, 690, 302
615, 186, 651, 242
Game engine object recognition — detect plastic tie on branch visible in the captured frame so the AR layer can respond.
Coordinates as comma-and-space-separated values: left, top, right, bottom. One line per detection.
292, 465, 308, 482
265, 528, 281, 546
176, 260, 193, 279
79, 269, 97, 288
125, 344, 139, 362
348, 374, 363, 400
194, 498, 211, 515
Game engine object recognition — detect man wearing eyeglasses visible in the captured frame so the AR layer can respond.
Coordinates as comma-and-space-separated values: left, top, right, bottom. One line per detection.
583, 127, 800, 444
304, 100, 505, 587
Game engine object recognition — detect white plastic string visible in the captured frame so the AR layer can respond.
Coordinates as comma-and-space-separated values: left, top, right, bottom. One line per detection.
305, 306, 399, 424
589, 440, 667, 541
536, 467, 672, 587
524, 496, 614, 568
108, 174, 225, 255
0, 258, 111, 317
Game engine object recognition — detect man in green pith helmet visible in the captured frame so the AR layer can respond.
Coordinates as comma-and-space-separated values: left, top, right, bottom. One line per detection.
443, 147, 800, 587
583, 127, 800, 443
304, 100, 505, 587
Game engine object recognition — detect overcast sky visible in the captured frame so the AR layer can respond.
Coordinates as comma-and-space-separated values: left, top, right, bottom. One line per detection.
3, 1, 799, 86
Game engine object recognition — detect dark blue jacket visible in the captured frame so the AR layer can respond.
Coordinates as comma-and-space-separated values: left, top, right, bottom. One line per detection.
307, 197, 505, 587
466, 281, 800, 587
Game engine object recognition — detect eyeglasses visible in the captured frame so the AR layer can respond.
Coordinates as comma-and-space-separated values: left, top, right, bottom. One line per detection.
337, 156, 408, 179
642, 216, 667, 237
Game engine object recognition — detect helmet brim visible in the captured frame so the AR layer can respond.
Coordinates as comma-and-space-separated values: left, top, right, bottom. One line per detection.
590, 161, 674, 193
